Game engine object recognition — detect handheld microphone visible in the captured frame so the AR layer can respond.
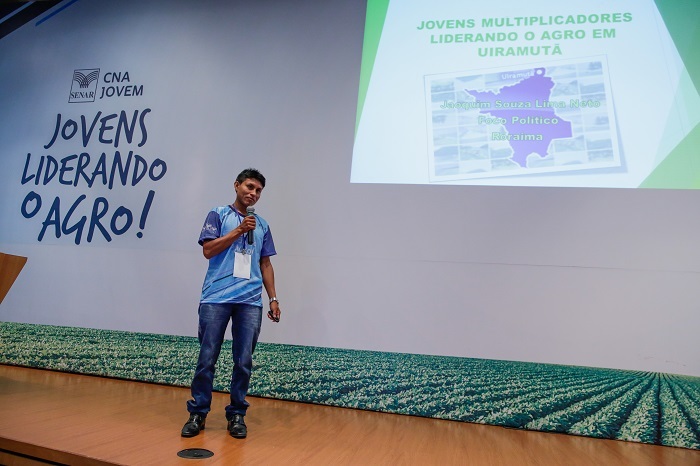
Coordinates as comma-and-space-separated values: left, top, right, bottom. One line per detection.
246, 206, 255, 244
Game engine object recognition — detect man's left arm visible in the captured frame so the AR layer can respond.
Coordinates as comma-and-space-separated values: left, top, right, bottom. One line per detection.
260, 256, 281, 322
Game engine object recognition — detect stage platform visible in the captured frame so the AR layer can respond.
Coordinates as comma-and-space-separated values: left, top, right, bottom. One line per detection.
0, 364, 698, 465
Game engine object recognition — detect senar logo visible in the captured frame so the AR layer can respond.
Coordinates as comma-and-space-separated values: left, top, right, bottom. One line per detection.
69, 68, 100, 103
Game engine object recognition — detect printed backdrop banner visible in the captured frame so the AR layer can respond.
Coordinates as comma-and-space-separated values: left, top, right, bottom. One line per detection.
1, 0, 699, 378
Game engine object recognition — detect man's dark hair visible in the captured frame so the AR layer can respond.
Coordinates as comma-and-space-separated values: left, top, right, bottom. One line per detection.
236, 168, 266, 188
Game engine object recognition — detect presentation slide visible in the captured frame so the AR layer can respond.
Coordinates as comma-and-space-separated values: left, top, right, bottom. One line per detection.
352, 0, 700, 188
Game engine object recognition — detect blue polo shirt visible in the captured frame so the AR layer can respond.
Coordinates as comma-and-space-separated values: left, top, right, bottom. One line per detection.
198, 205, 276, 306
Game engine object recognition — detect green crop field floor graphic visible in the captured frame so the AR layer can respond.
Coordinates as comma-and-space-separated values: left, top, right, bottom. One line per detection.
1, 321, 698, 450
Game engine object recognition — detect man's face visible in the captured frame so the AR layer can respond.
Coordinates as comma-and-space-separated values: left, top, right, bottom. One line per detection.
234, 178, 264, 208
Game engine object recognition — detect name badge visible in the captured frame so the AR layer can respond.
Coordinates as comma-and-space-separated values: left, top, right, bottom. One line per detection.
233, 250, 252, 279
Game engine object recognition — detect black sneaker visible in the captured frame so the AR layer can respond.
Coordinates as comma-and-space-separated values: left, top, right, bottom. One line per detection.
227, 414, 247, 438
181, 413, 206, 437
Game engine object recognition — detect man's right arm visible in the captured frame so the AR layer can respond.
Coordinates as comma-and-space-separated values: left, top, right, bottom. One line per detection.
201, 216, 256, 259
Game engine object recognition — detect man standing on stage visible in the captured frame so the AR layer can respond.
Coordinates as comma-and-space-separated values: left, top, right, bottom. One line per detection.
181, 168, 281, 439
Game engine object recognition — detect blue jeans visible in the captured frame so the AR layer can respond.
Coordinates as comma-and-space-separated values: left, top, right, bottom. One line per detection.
187, 303, 262, 419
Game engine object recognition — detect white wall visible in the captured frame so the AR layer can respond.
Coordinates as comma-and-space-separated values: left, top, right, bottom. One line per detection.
1, 0, 699, 376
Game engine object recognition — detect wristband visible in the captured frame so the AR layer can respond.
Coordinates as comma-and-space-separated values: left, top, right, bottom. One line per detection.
269, 297, 279, 305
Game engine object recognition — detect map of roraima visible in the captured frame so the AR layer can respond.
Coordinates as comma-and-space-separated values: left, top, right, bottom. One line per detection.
466, 67, 572, 167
